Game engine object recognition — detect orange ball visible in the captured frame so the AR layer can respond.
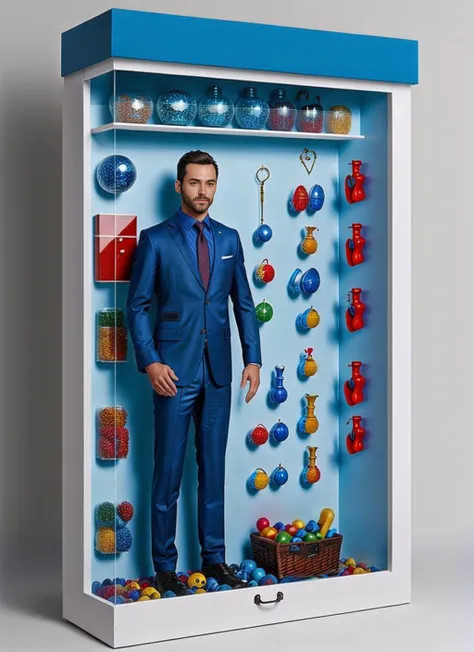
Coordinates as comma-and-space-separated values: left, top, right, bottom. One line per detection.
260, 526, 278, 539
292, 519, 305, 530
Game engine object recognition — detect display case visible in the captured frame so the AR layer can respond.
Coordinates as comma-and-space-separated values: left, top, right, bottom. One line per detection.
62, 9, 417, 648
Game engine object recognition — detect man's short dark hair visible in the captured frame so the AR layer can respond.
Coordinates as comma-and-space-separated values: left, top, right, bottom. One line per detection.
177, 150, 219, 184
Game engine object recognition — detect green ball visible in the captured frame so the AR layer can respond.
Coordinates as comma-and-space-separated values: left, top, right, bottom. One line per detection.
97, 501, 116, 527
315, 532, 323, 540
255, 301, 273, 323
275, 531, 291, 544
303, 532, 318, 542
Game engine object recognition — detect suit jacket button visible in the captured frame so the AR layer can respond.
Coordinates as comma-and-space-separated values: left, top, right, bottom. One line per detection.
200, 328, 207, 334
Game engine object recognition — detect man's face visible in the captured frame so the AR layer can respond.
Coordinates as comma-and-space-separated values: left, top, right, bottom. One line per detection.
175, 163, 217, 215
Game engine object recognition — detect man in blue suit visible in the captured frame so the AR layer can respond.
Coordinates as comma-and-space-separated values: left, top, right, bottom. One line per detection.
126, 150, 262, 596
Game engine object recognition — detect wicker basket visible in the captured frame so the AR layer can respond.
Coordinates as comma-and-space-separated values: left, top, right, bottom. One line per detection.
250, 532, 343, 580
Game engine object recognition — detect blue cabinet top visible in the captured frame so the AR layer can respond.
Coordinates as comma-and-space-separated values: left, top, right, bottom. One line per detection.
61, 8, 418, 84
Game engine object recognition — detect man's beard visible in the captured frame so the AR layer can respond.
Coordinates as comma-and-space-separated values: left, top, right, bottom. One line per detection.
181, 189, 213, 215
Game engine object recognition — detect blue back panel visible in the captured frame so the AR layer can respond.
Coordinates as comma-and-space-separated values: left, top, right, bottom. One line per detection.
62, 8, 418, 84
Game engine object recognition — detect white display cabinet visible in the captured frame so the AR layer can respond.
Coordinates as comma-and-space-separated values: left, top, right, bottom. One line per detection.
62, 9, 416, 648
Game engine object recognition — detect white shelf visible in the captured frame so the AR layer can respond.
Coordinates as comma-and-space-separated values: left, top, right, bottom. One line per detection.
91, 122, 365, 140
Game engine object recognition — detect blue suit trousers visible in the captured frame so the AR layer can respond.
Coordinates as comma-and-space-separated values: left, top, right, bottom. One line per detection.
151, 345, 232, 572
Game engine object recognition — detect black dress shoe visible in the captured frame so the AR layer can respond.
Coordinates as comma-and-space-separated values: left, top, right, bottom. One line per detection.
154, 570, 190, 596
201, 562, 247, 589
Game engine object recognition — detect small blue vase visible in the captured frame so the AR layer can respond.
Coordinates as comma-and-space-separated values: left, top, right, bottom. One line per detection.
198, 85, 234, 127
157, 89, 197, 126
235, 87, 269, 130
270, 365, 288, 404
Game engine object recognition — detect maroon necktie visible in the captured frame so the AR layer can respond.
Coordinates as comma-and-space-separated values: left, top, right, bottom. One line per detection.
193, 221, 210, 290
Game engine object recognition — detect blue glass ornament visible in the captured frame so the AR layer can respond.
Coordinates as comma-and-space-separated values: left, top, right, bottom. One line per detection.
109, 91, 153, 123
296, 528, 306, 538
291, 537, 303, 543
235, 87, 269, 129
268, 89, 296, 131
272, 464, 289, 486
198, 85, 234, 127
96, 155, 137, 195
309, 184, 325, 211
156, 89, 197, 126
271, 419, 289, 442
218, 584, 232, 591
101, 578, 113, 587
289, 268, 321, 295
270, 365, 288, 404
255, 223, 273, 243
116, 526, 132, 552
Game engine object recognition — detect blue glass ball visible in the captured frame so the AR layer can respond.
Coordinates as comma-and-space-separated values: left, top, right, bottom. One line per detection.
271, 421, 289, 443
129, 590, 139, 601
296, 528, 306, 538
101, 578, 113, 587
116, 526, 132, 552
305, 520, 318, 532
241, 559, 257, 573
218, 584, 232, 591
198, 85, 234, 127
301, 268, 321, 294
157, 89, 197, 126
309, 184, 325, 211
272, 466, 289, 486
259, 574, 278, 586
255, 223, 273, 243
251, 567, 266, 582
163, 590, 176, 598
273, 521, 285, 531
291, 537, 303, 543
96, 155, 137, 194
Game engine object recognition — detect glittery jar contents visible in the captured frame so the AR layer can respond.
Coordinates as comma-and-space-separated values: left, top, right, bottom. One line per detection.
97, 310, 127, 362
326, 105, 352, 134
98, 406, 128, 428
109, 92, 153, 124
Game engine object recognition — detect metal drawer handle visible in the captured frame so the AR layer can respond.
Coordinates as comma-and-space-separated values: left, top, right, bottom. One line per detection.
254, 591, 283, 606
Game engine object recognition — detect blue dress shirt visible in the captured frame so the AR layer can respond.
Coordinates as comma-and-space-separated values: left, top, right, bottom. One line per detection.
177, 207, 260, 370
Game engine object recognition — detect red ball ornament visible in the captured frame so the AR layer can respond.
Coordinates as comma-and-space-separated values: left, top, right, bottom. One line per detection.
292, 185, 309, 212
255, 259, 275, 284
256, 517, 270, 532
117, 501, 134, 522
249, 424, 269, 446
286, 525, 298, 537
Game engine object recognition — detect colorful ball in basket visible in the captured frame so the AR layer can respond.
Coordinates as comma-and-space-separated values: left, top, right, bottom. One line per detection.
285, 525, 298, 536
275, 531, 292, 544
303, 532, 318, 543
292, 519, 305, 530
260, 526, 278, 539
255, 299, 273, 323
271, 464, 289, 486
291, 185, 309, 212
96, 155, 137, 194
318, 508, 335, 538
256, 517, 270, 532
271, 420, 289, 443
305, 519, 319, 532
308, 184, 325, 211
249, 468, 269, 491
273, 521, 285, 531
187, 573, 206, 590
249, 424, 269, 446
255, 259, 275, 284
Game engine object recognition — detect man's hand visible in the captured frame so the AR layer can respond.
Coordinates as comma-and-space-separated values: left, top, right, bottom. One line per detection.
240, 365, 260, 403
145, 362, 179, 397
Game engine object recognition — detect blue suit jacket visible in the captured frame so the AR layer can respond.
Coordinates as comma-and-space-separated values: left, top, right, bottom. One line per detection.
126, 212, 262, 387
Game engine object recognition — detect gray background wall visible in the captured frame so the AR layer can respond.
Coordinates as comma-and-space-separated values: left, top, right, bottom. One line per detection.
1, 0, 473, 649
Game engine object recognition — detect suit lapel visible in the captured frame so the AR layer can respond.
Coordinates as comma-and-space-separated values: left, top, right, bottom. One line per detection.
167, 214, 205, 291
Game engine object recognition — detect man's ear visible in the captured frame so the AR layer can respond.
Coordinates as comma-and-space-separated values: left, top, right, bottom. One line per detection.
174, 180, 181, 194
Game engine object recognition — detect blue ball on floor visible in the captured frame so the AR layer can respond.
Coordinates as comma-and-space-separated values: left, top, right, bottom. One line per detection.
218, 584, 232, 591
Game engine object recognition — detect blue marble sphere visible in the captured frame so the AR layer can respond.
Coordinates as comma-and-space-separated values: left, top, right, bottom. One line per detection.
157, 89, 197, 126
271, 421, 289, 443
96, 155, 137, 194
255, 223, 273, 243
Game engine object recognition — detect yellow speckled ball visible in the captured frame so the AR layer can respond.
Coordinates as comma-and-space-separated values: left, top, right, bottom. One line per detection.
137, 596, 150, 601
345, 558, 356, 567
96, 527, 116, 554
141, 587, 159, 598
254, 469, 269, 490
195, 589, 207, 594
187, 572, 206, 589
125, 582, 141, 591
307, 308, 320, 329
